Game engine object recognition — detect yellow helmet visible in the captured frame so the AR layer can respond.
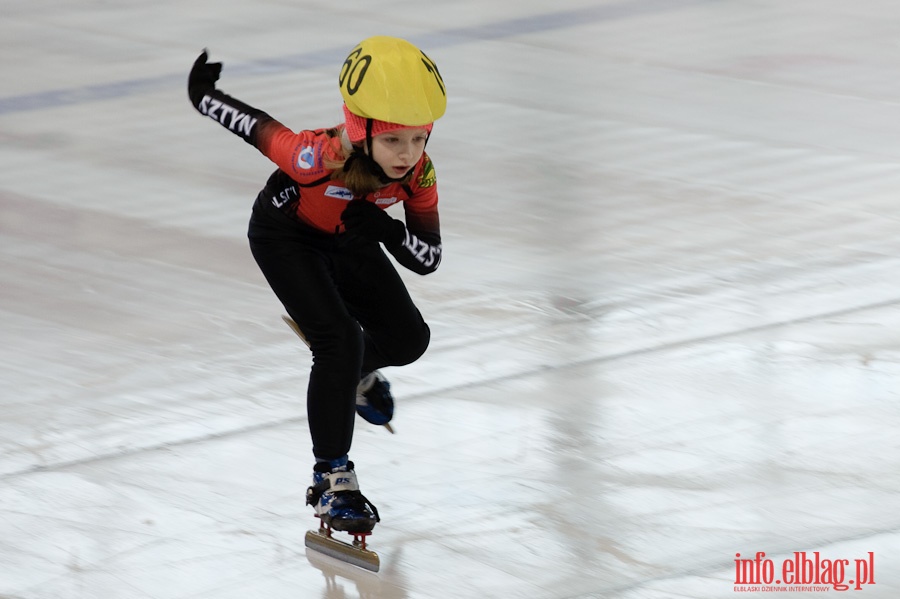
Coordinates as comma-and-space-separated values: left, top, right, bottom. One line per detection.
339, 36, 447, 126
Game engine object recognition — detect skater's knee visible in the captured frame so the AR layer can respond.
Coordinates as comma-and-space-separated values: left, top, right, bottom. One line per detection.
390, 322, 430, 366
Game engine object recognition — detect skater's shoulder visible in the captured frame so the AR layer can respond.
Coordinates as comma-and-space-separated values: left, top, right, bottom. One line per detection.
412, 152, 437, 190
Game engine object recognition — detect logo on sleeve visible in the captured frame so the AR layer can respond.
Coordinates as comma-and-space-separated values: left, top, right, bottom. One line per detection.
417, 156, 436, 188
324, 185, 354, 200
297, 145, 316, 170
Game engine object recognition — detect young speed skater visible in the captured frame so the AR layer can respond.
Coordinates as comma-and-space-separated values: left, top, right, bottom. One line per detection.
187, 36, 447, 570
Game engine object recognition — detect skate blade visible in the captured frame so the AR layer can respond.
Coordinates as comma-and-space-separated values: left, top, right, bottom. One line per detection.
305, 529, 380, 572
282, 315, 310, 347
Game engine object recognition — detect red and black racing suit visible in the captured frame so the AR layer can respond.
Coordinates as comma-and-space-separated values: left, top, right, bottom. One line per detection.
191, 86, 442, 461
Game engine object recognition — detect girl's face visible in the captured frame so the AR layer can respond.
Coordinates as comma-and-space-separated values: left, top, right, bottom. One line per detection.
370, 128, 429, 178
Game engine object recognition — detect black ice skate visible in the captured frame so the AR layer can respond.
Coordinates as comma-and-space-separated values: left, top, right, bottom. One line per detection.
356, 371, 395, 434
305, 460, 381, 572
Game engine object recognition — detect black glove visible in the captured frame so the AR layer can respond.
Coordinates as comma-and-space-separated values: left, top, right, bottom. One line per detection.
341, 200, 405, 244
188, 50, 222, 108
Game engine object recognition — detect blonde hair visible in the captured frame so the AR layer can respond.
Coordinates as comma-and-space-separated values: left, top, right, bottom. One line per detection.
322, 127, 414, 198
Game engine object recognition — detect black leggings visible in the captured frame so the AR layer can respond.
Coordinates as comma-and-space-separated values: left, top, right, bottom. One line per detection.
248, 202, 430, 460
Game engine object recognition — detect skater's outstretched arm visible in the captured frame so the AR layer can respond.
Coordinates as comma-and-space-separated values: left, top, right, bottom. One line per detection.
187, 50, 281, 148
187, 50, 325, 180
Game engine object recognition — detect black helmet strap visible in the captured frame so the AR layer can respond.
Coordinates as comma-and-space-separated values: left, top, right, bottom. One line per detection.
365, 118, 374, 156
356, 117, 414, 184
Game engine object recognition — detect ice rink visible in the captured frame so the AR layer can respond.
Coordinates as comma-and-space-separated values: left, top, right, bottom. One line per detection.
2, 0, 900, 597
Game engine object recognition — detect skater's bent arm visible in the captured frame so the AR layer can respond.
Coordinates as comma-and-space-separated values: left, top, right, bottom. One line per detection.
381, 155, 443, 275
383, 201, 442, 275
387, 225, 442, 275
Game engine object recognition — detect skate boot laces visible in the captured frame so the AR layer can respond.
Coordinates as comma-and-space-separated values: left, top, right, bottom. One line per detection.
355, 371, 394, 426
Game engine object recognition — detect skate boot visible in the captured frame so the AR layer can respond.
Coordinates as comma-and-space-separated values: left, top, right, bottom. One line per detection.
305, 457, 381, 571
307, 458, 380, 533
356, 371, 394, 432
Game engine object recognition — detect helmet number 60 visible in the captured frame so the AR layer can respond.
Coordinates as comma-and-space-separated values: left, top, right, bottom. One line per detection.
340, 48, 371, 96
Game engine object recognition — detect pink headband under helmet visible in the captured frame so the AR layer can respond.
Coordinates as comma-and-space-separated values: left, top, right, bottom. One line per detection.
342, 104, 433, 144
